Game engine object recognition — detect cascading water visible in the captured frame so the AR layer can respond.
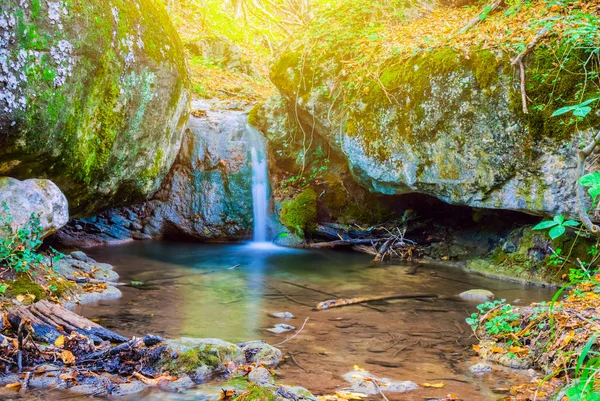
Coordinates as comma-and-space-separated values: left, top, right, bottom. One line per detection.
246, 124, 270, 244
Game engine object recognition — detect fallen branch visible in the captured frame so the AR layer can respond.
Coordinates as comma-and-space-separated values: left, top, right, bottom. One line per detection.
315, 294, 439, 311
577, 130, 600, 236
511, 26, 551, 115
280, 281, 385, 312
459, 0, 503, 34
310, 238, 384, 249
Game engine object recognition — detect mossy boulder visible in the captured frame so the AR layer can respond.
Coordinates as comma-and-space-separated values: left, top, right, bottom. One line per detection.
161, 338, 245, 382
267, 23, 599, 218
0, 0, 190, 216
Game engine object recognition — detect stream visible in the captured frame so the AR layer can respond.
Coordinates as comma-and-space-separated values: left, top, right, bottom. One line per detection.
68, 241, 558, 401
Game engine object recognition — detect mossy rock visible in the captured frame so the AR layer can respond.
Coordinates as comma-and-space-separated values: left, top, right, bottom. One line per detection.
0, 0, 190, 216
162, 338, 244, 380
268, 18, 598, 218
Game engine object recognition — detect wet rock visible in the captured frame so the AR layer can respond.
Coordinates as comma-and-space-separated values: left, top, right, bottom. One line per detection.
132, 232, 153, 240
248, 367, 274, 385
113, 380, 145, 396
267, 324, 295, 334
163, 338, 245, 381
342, 369, 418, 395
459, 289, 495, 302
470, 362, 493, 374
269, 312, 295, 319
55, 256, 119, 282
0, 177, 69, 240
241, 341, 283, 368
70, 251, 94, 263
141, 100, 255, 240
273, 232, 305, 248
161, 375, 195, 392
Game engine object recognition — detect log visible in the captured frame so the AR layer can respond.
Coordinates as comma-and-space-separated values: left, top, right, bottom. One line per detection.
373, 239, 393, 263
315, 224, 350, 241
8, 300, 127, 344
310, 238, 384, 249
315, 294, 439, 310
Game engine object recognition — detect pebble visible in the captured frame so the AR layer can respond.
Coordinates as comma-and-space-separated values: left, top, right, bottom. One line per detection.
269, 312, 294, 319
459, 289, 495, 301
469, 362, 493, 374
267, 324, 295, 334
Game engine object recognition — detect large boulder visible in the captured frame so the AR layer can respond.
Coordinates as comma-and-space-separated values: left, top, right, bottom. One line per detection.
0, 0, 190, 216
144, 100, 255, 239
265, 6, 599, 219
0, 177, 68, 239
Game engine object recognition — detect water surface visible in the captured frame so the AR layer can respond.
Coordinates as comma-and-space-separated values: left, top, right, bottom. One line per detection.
76, 241, 555, 400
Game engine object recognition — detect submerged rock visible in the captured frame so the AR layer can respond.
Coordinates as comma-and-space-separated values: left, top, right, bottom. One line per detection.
267, 324, 295, 334
0, 0, 190, 216
342, 368, 418, 395
0, 177, 69, 240
459, 289, 495, 302
470, 362, 493, 374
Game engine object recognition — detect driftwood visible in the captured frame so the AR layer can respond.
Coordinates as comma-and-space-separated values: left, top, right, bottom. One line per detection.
315, 224, 350, 241
310, 238, 383, 249
315, 294, 439, 310
7, 300, 128, 344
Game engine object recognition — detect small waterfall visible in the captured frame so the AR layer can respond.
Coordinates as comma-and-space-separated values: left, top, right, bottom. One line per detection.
247, 125, 269, 243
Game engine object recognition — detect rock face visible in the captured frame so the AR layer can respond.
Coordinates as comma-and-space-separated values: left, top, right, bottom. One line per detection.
144, 100, 255, 239
267, 45, 596, 218
0, 177, 68, 239
53, 101, 257, 244
0, 0, 190, 216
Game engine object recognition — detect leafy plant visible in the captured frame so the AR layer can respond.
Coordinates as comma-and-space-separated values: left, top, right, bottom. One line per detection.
554, 335, 600, 401
0, 203, 61, 273
533, 215, 580, 239
552, 97, 600, 118
579, 172, 600, 203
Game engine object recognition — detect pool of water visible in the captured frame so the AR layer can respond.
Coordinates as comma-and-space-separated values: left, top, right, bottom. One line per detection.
70, 241, 555, 400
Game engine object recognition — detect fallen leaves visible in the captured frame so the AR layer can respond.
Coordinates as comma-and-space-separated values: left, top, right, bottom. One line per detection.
318, 391, 368, 401
60, 350, 76, 366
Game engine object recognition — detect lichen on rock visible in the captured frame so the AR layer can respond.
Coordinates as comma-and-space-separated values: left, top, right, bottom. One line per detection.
0, 0, 191, 216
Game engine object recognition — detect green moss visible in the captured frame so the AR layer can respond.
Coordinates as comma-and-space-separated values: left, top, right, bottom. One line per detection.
467, 49, 501, 91
280, 188, 318, 237
510, 44, 600, 143
234, 384, 277, 401
6, 275, 47, 302
222, 376, 250, 390
247, 103, 263, 128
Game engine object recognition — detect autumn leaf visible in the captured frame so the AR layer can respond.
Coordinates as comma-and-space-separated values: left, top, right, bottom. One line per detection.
5, 382, 21, 390
60, 350, 76, 366
54, 335, 65, 348
420, 382, 445, 388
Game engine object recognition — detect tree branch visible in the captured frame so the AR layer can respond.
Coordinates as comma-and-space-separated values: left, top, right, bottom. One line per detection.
577, 130, 600, 237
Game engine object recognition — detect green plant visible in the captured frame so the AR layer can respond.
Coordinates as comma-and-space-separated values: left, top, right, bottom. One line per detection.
0, 203, 62, 273
554, 335, 600, 401
533, 215, 580, 239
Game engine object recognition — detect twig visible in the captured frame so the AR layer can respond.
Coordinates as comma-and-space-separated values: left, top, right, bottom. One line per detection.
273, 317, 309, 346
19, 372, 32, 395
372, 379, 390, 401
287, 352, 310, 373
511, 26, 551, 115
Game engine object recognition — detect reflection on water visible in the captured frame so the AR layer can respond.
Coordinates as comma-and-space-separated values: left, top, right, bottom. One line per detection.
76, 241, 555, 400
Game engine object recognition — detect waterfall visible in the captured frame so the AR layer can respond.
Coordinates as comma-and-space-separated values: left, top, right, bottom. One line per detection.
246, 125, 269, 243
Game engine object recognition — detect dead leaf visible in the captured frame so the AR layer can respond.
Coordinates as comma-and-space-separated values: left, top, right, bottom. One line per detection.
60, 350, 76, 366
5, 382, 21, 390
55, 335, 65, 348
420, 382, 445, 388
